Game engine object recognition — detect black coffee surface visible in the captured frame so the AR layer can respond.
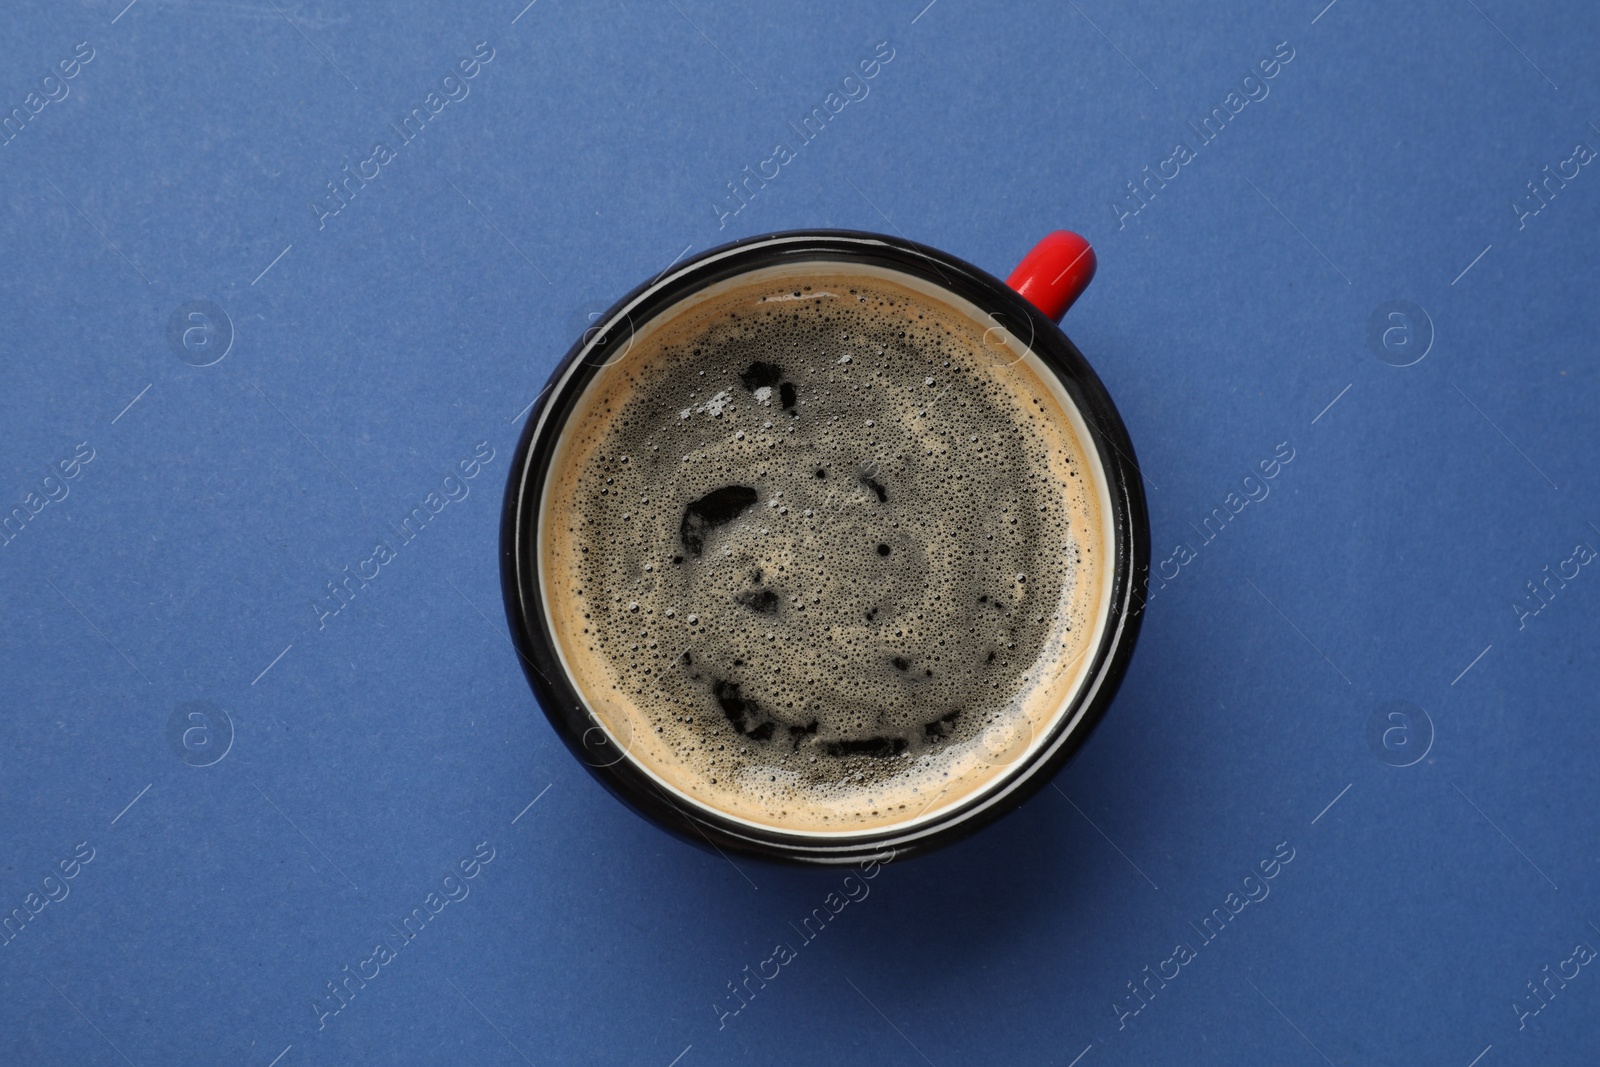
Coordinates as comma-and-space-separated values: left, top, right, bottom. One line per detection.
544, 270, 1100, 830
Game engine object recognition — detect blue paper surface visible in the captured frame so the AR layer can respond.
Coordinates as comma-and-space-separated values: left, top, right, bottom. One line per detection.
3, 1, 1599, 1064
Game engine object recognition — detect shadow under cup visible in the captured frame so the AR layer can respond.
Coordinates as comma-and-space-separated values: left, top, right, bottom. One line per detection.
502, 230, 1149, 865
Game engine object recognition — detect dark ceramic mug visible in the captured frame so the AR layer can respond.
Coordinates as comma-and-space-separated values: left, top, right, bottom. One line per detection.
501, 229, 1149, 865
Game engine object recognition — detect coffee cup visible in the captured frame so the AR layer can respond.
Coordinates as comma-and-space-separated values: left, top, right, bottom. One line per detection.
501, 229, 1149, 864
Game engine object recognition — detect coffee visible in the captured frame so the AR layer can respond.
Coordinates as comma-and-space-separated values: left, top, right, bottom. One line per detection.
539, 263, 1109, 833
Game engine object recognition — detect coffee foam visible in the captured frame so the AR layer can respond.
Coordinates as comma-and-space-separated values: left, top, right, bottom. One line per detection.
539, 262, 1109, 834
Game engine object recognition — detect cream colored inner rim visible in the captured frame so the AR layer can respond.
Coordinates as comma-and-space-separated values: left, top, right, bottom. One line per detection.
538, 260, 1116, 836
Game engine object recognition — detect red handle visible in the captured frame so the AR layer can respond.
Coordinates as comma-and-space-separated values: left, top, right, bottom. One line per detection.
1005, 231, 1096, 323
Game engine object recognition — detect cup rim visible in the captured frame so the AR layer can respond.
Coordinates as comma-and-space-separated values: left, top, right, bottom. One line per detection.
501, 228, 1150, 865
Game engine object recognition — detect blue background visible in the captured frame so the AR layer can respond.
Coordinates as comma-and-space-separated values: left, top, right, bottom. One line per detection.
3, 1, 1598, 1064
